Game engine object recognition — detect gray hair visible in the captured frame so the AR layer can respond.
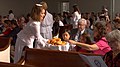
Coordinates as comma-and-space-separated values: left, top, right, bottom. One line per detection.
106, 29, 120, 42
106, 29, 120, 48
77, 18, 87, 25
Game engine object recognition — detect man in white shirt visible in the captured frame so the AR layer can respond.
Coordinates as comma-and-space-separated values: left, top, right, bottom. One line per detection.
62, 18, 94, 51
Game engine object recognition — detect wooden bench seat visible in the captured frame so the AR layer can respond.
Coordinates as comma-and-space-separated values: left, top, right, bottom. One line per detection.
0, 62, 36, 67
0, 37, 12, 63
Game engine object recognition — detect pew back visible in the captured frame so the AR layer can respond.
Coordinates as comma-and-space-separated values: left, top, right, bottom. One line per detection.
24, 48, 87, 67
0, 37, 12, 63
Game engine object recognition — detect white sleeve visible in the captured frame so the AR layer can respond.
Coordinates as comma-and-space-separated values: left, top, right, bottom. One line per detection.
74, 12, 81, 22
31, 22, 48, 48
59, 21, 64, 26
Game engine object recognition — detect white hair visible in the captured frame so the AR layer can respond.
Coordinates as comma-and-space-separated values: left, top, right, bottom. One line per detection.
106, 29, 120, 41
77, 18, 87, 25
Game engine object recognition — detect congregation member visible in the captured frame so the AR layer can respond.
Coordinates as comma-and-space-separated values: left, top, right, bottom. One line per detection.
14, 3, 49, 63
113, 17, 120, 30
52, 14, 64, 37
6, 20, 21, 46
0, 20, 12, 36
63, 18, 94, 52
104, 29, 120, 67
8, 10, 15, 21
63, 21, 111, 56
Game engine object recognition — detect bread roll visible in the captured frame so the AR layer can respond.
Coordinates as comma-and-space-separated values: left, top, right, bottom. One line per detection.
61, 41, 66, 45
54, 38, 61, 41
55, 41, 62, 45
48, 38, 66, 45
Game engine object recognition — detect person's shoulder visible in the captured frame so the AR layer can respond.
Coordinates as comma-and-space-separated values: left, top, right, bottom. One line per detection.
86, 28, 93, 33
74, 11, 79, 14
46, 11, 53, 16
29, 21, 40, 26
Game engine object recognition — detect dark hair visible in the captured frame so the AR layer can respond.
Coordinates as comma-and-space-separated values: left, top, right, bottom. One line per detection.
31, 4, 44, 21
94, 21, 107, 41
11, 20, 18, 27
9, 10, 13, 14
72, 4, 80, 14
4, 20, 11, 26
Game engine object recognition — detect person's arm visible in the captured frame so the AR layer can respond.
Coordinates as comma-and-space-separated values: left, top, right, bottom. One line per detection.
0, 34, 4, 36
31, 22, 48, 48
68, 40, 99, 51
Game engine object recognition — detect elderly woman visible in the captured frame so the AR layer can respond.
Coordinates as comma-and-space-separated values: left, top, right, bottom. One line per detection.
63, 21, 111, 56
104, 29, 120, 67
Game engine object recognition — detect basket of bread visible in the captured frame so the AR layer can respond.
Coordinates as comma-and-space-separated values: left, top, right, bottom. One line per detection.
47, 38, 70, 51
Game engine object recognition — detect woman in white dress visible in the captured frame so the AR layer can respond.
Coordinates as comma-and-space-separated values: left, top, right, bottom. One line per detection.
14, 3, 48, 63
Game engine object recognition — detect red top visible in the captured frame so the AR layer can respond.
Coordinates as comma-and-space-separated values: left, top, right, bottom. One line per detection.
2, 28, 12, 35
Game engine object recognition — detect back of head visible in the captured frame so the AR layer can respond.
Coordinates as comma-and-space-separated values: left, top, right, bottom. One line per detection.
40, 1, 48, 10
94, 21, 106, 28
72, 4, 80, 13
94, 21, 107, 40
106, 29, 120, 43
106, 29, 120, 51
11, 20, 18, 27
9, 10, 13, 14
4, 20, 11, 27
113, 18, 120, 29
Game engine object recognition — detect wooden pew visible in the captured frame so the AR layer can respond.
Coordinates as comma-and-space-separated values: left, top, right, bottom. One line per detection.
0, 37, 12, 63
17, 47, 95, 67
0, 62, 36, 67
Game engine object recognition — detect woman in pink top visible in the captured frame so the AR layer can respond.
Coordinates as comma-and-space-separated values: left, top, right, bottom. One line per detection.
63, 21, 111, 55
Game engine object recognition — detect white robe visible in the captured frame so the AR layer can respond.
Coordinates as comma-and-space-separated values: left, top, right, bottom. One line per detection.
40, 11, 54, 39
14, 20, 48, 63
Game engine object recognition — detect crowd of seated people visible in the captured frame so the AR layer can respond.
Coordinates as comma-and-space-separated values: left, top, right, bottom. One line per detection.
0, 13, 31, 63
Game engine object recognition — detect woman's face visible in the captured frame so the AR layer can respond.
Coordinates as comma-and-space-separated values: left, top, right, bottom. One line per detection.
40, 9, 45, 22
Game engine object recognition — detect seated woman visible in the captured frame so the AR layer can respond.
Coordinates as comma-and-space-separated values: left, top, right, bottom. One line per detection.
63, 21, 111, 56
104, 29, 120, 67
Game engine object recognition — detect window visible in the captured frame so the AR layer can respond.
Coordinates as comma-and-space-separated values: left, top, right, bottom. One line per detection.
61, 2, 69, 12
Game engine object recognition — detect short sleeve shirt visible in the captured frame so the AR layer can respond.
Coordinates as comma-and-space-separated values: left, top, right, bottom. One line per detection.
93, 37, 111, 55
